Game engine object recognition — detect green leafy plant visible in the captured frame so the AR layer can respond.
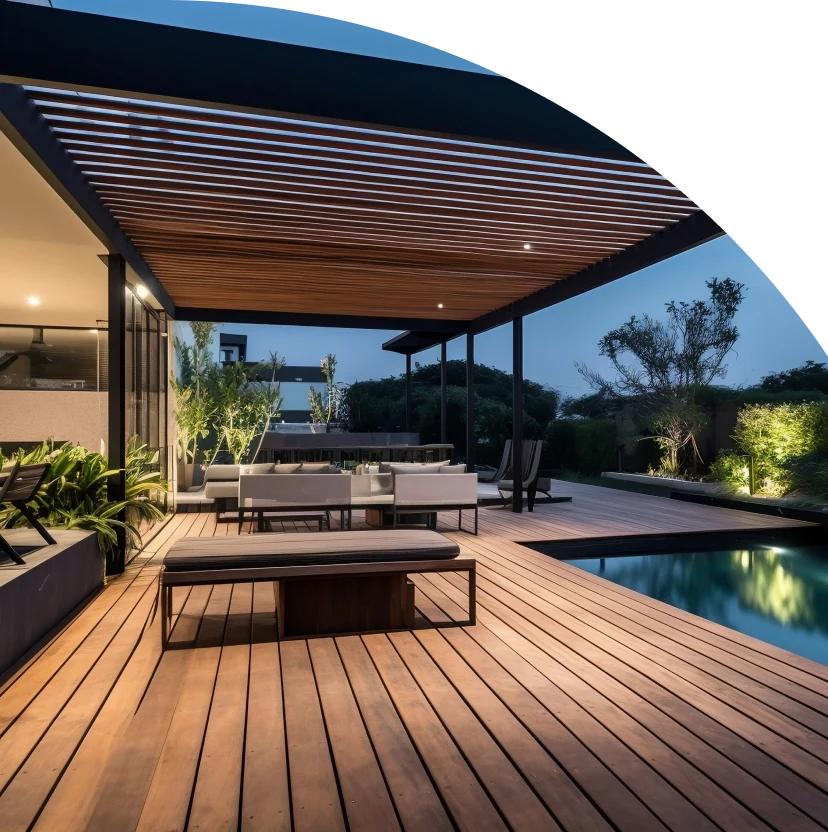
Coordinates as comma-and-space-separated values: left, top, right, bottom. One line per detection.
710, 402, 828, 496
0, 437, 168, 554
783, 452, 828, 501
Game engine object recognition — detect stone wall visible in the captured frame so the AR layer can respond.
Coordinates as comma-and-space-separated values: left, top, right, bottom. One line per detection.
0, 390, 107, 453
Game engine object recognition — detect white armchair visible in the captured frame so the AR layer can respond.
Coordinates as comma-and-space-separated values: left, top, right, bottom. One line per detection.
393, 474, 479, 534
238, 473, 352, 531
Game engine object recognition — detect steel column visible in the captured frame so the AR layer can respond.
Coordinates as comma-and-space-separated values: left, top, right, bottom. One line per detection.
107, 254, 127, 574
466, 333, 475, 474
440, 341, 448, 445
405, 353, 412, 432
512, 317, 524, 513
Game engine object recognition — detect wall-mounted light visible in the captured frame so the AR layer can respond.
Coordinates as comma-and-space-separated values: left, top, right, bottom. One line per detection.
136, 285, 149, 299
27, 296, 40, 306
89, 329, 99, 334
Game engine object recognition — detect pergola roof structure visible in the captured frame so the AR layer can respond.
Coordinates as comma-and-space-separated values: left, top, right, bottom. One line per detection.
0, 2, 723, 348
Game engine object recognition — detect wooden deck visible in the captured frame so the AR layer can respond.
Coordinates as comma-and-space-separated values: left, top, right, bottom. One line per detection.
1, 482, 827, 831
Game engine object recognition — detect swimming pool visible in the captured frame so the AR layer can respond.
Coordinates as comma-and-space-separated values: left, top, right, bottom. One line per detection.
562, 546, 828, 665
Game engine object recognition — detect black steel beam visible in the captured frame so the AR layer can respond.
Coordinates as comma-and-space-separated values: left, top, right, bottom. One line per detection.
512, 317, 524, 513
469, 211, 724, 334
405, 354, 413, 432
0, 2, 639, 161
177, 306, 468, 334
466, 334, 475, 474
0, 82, 173, 315
382, 329, 465, 356
107, 254, 127, 575
440, 342, 448, 445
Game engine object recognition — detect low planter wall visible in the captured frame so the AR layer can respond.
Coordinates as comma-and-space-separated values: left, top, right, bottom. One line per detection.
1, 529, 103, 677
601, 471, 729, 495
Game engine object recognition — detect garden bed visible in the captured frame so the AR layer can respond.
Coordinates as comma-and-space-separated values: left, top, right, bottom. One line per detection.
0, 529, 103, 678
601, 471, 729, 495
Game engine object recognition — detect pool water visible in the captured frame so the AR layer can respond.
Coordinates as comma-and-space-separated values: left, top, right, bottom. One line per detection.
562, 547, 828, 666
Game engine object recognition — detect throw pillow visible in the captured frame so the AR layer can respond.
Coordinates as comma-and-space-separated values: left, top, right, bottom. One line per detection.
388, 462, 445, 476
242, 463, 275, 475
299, 462, 337, 474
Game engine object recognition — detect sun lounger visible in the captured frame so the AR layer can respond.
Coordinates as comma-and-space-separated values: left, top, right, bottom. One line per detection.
0, 462, 55, 565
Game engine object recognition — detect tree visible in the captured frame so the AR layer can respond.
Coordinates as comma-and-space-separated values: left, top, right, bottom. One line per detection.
342, 360, 559, 466
577, 277, 746, 477
760, 361, 828, 395
560, 390, 619, 420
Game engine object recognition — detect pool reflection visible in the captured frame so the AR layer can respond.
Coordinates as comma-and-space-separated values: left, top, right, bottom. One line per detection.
564, 547, 828, 665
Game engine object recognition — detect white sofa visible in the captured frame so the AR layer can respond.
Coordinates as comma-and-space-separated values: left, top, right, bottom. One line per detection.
202, 460, 476, 531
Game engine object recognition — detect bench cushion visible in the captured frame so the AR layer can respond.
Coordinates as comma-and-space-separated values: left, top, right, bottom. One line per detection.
163, 529, 460, 571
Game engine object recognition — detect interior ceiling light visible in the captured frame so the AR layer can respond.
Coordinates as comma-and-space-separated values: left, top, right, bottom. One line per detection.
27, 296, 40, 306
523, 243, 532, 250
136, 285, 149, 299
437, 303, 444, 309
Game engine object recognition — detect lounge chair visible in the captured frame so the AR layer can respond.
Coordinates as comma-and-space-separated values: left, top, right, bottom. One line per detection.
477, 440, 511, 483
497, 439, 544, 511
159, 529, 476, 642
0, 462, 55, 565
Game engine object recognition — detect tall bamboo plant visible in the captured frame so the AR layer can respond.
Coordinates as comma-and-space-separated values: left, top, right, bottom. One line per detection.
206, 352, 285, 464
309, 353, 341, 429
171, 322, 218, 465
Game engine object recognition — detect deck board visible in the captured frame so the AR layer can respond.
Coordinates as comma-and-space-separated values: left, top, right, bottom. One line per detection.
3, 480, 827, 831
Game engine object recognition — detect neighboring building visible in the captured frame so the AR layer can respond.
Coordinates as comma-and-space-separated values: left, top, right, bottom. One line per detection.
263, 364, 327, 423
218, 332, 247, 364
218, 333, 326, 423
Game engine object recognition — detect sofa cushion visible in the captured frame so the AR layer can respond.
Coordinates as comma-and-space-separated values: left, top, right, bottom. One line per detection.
439, 463, 467, 474
204, 481, 239, 499
273, 463, 301, 474
163, 529, 460, 571
203, 464, 240, 482
388, 462, 445, 476
298, 462, 337, 474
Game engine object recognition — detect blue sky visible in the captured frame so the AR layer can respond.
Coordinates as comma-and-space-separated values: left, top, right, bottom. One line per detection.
56, 1, 828, 396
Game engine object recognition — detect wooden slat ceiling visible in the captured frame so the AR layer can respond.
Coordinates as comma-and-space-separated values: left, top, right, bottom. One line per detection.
26, 87, 701, 321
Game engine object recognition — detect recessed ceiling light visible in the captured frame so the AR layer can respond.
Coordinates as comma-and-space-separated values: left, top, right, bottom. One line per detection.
89, 328, 99, 334
437, 303, 444, 309
523, 243, 532, 250
136, 285, 149, 299
27, 296, 40, 306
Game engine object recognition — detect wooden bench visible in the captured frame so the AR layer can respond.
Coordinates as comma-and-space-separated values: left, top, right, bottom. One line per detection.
160, 530, 475, 644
